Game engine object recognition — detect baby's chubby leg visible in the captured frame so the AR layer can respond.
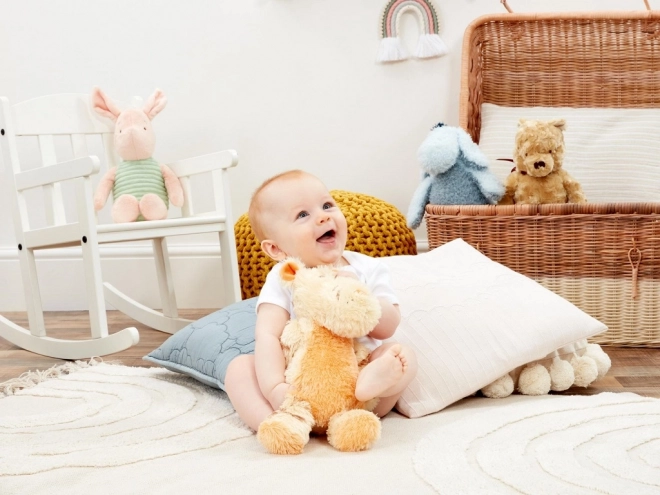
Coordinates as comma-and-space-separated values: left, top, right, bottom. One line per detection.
225, 354, 273, 431
355, 342, 417, 416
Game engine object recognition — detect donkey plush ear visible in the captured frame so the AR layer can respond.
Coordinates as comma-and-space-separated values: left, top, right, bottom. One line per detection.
143, 89, 167, 120
91, 87, 122, 121
279, 258, 303, 286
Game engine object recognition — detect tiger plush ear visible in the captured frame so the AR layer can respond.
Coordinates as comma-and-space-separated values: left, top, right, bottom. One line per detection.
279, 258, 303, 286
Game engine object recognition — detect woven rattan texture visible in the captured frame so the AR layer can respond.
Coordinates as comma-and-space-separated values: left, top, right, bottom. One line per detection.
426, 204, 660, 347
461, 14, 660, 143
433, 11, 660, 346
234, 190, 417, 300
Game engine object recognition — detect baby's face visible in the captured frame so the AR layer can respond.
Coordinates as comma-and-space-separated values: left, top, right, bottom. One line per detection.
262, 175, 347, 267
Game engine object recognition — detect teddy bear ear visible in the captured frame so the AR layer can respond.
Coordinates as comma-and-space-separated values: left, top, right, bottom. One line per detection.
517, 118, 529, 128
549, 118, 567, 131
279, 258, 303, 285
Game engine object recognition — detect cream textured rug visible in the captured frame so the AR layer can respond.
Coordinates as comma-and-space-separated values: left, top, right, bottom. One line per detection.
415, 392, 660, 494
1, 362, 658, 495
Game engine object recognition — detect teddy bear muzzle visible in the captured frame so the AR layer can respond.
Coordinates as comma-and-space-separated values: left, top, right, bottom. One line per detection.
523, 155, 554, 178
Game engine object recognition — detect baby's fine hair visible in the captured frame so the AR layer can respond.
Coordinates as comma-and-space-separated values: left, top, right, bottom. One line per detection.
248, 169, 312, 242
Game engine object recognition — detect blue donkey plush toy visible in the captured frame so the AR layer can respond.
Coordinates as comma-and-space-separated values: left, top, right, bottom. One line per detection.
407, 123, 504, 229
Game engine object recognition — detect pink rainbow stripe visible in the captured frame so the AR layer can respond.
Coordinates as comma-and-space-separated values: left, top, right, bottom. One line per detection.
384, 0, 437, 38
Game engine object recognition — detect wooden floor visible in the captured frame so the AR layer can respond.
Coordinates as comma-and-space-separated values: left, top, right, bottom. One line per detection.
0, 310, 659, 399
0, 310, 209, 383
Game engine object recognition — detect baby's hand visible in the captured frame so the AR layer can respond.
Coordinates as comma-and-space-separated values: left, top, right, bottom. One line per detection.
335, 270, 359, 280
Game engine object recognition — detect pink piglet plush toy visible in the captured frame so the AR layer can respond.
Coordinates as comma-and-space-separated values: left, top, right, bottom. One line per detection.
91, 86, 184, 223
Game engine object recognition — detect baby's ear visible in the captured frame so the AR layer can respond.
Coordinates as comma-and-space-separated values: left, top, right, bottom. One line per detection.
279, 258, 303, 286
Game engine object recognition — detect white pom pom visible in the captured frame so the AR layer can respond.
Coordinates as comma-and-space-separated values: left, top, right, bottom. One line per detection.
549, 356, 575, 391
377, 37, 409, 63
583, 343, 612, 379
481, 374, 514, 398
518, 363, 551, 395
415, 34, 449, 59
571, 354, 599, 387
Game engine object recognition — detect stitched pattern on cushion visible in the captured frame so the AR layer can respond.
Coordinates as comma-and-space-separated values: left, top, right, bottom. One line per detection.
144, 298, 257, 391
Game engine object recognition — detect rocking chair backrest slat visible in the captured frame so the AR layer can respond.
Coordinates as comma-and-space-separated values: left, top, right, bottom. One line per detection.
38, 134, 67, 226
179, 177, 194, 217
9, 94, 115, 230
102, 133, 119, 170
212, 169, 226, 219
168, 150, 238, 219
71, 133, 89, 159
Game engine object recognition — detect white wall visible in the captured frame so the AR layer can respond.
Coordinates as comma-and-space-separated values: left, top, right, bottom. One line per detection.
0, 0, 639, 310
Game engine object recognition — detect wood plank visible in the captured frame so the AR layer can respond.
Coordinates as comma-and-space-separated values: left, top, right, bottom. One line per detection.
0, 310, 210, 383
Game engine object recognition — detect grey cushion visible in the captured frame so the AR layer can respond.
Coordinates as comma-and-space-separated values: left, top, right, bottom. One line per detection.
143, 298, 257, 391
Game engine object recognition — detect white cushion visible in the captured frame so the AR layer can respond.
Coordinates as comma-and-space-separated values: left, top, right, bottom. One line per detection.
381, 239, 606, 418
477, 103, 660, 202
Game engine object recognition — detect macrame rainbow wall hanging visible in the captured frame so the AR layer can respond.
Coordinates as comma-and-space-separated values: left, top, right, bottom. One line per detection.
377, 0, 449, 63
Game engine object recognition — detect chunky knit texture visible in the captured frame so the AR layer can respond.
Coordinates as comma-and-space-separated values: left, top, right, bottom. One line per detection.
234, 190, 417, 299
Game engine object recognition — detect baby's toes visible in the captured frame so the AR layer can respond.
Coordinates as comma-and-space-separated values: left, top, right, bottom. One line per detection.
389, 344, 402, 358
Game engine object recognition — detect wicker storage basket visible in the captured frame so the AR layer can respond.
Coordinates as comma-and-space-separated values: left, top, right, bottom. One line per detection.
425, 9, 660, 346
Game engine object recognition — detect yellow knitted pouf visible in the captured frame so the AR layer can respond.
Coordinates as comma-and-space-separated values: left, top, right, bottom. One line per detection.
234, 190, 417, 299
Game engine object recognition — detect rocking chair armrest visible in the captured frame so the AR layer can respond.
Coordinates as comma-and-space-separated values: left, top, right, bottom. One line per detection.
14, 155, 101, 191
167, 149, 238, 179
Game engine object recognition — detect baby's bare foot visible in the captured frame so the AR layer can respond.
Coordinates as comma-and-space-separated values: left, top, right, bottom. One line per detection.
355, 344, 406, 402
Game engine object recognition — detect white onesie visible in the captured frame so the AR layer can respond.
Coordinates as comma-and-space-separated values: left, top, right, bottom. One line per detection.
256, 251, 399, 351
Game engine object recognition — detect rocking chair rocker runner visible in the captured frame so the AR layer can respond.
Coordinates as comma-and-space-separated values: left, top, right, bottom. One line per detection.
0, 93, 241, 360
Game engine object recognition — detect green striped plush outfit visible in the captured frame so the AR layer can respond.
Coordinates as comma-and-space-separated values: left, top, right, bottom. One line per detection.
113, 158, 168, 220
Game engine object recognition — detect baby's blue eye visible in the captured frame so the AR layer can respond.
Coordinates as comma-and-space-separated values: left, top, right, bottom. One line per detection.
297, 211, 309, 219
323, 202, 333, 210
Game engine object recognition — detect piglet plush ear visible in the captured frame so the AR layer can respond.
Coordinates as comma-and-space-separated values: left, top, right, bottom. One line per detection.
143, 89, 167, 120
91, 87, 122, 121
279, 258, 303, 286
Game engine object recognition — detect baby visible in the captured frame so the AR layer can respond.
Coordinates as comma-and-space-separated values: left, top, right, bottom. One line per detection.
225, 170, 417, 431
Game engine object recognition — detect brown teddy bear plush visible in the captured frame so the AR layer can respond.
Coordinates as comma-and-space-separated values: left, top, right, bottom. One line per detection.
257, 258, 382, 455
499, 118, 587, 205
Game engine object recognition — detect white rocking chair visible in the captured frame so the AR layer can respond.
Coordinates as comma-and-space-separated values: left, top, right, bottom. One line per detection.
0, 93, 241, 360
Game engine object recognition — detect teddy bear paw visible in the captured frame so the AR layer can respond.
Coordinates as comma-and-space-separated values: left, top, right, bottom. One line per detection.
257, 411, 310, 455
327, 409, 381, 452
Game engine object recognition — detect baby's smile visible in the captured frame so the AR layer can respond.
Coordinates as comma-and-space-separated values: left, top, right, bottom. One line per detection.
317, 229, 336, 243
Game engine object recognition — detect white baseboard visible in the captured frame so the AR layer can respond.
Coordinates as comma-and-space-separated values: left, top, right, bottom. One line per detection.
0, 240, 429, 311
0, 244, 228, 311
